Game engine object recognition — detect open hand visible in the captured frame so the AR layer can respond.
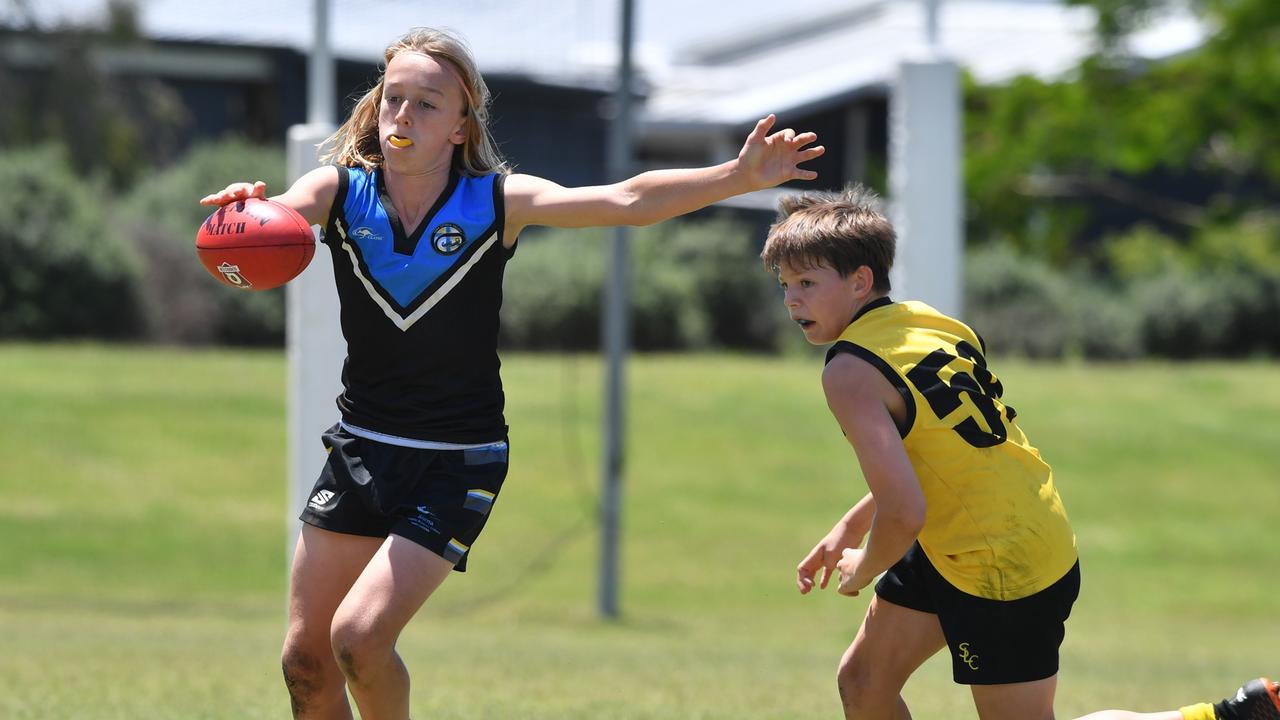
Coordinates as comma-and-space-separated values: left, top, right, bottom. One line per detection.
200, 180, 267, 206
796, 529, 865, 595
796, 541, 836, 595
737, 114, 825, 190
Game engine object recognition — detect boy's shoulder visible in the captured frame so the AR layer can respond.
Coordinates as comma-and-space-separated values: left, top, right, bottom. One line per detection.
831, 298, 940, 339
830, 299, 984, 362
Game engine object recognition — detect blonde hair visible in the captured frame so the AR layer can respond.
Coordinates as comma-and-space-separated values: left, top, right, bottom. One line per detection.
321, 27, 508, 175
760, 185, 896, 292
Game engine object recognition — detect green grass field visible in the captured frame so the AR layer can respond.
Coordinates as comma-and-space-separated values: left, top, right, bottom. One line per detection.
1, 344, 1277, 719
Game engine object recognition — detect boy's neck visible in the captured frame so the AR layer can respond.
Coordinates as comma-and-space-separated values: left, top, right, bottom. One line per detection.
848, 293, 891, 325
383, 164, 452, 226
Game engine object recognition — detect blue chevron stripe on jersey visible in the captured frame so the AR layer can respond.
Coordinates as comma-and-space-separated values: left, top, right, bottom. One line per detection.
336, 168, 501, 328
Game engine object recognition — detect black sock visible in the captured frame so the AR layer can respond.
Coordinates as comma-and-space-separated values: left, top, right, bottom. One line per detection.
1214, 699, 1240, 720
1214, 680, 1280, 720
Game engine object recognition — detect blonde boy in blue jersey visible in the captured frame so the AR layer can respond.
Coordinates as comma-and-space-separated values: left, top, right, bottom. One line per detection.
761, 185, 1278, 720
202, 27, 825, 720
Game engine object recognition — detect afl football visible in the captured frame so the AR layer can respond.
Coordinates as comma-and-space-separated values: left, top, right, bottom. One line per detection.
195, 198, 315, 290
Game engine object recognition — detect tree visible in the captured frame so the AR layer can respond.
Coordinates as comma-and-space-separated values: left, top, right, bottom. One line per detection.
0, 0, 188, 187
965, 0, 1280, 261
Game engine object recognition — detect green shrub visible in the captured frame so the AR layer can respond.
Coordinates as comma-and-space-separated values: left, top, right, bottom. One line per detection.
1063, 272, 1144, 360
1104, 220, 1280, 357
499, 228, 607, 351
963, 243, 1143, 360
630, 230, 707, 351
120, 137, 288, 345
1127, 268, 1226, 357
965, 219, 1280, 360
963, 243, 1075, 358
0, 144, 145, 339
499, 226, 706, 352
1127, 267, 1278, 358
500, 216, 780, 352
656, 215, 782, 351
1193, 220, 1280, 355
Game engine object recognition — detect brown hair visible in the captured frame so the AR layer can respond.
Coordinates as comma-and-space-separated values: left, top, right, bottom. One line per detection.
321, 27, 507, 175
760, 184, 895, 292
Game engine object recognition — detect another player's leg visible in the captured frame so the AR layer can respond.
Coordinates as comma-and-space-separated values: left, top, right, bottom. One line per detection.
329, 534, 454, 720
1194, 678, 1280, 720
1070, 676, 1279, 720
837, 595, 948, 720
281, 525, 383, 720
1072, 710, 1182, 719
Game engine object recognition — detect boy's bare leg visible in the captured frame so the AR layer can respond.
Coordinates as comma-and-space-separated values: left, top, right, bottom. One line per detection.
331, 534, 455, 720
970, 676, 1057, 720
1072, 677, 1280, 720
1055, 701, 1275, 719
282, 525, 383, 719
838, 596, 948, 719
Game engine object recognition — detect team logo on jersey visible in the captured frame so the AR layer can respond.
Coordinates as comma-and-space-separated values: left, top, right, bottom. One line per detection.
432, 223, 466, 255
351, 226, 381, 242
216, 262, 252, 288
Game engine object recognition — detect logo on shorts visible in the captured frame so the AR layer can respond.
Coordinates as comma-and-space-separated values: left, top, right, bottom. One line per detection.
432, 223, 466, 254
957, 642, 980, 670
408, 506, 441, 535
308, 489, 336, 510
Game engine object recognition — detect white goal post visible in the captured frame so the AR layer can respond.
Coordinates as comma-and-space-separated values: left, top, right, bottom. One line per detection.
285, 122, 343, 560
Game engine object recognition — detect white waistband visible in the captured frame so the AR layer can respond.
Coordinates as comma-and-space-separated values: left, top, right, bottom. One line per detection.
340, 422, 507, 451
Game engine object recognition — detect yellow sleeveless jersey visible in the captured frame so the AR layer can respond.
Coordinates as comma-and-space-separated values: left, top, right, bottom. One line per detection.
829, 298, 1077, 600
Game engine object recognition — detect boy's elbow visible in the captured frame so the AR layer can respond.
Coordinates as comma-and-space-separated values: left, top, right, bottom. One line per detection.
904, 506, 926, 536
885, 500, 926, 537
622, 197, 660, 226
612, 181, 659, 226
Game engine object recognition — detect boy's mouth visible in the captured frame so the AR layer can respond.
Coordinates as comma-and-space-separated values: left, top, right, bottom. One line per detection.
388, 134, 413, 148
796, 319, 815, 329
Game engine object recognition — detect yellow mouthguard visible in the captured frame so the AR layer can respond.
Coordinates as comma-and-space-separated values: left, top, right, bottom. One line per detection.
388, 135, 413, 148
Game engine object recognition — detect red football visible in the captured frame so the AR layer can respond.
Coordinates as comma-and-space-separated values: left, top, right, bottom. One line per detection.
195, 198, 315, 291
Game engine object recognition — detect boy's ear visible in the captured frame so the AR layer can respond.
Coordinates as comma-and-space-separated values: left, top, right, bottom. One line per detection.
450, 117, 467, 146
853, 265, 875, 295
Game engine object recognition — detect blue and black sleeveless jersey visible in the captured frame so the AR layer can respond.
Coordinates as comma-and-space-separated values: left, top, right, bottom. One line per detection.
320, 167, 512, 443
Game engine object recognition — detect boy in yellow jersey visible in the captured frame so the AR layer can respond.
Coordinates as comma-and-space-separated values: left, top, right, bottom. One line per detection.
761, 185, 1279, 720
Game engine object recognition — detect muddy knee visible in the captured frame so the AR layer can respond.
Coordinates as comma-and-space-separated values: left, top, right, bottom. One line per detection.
281, 645, 338, 713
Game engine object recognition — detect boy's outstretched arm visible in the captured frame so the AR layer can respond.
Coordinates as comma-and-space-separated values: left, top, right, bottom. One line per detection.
504, 114, 824, 237
199, 166, 339, 228
821, 353, 926, 597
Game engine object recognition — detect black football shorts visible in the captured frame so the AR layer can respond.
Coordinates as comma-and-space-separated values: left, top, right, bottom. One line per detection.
875, 541, 1081, 685
299, 424, 509, 571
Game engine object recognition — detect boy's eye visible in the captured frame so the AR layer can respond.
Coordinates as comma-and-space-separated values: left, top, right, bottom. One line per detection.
385, 95, 401, 104
419, 100, 434, 110
800, 280, 814, 288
